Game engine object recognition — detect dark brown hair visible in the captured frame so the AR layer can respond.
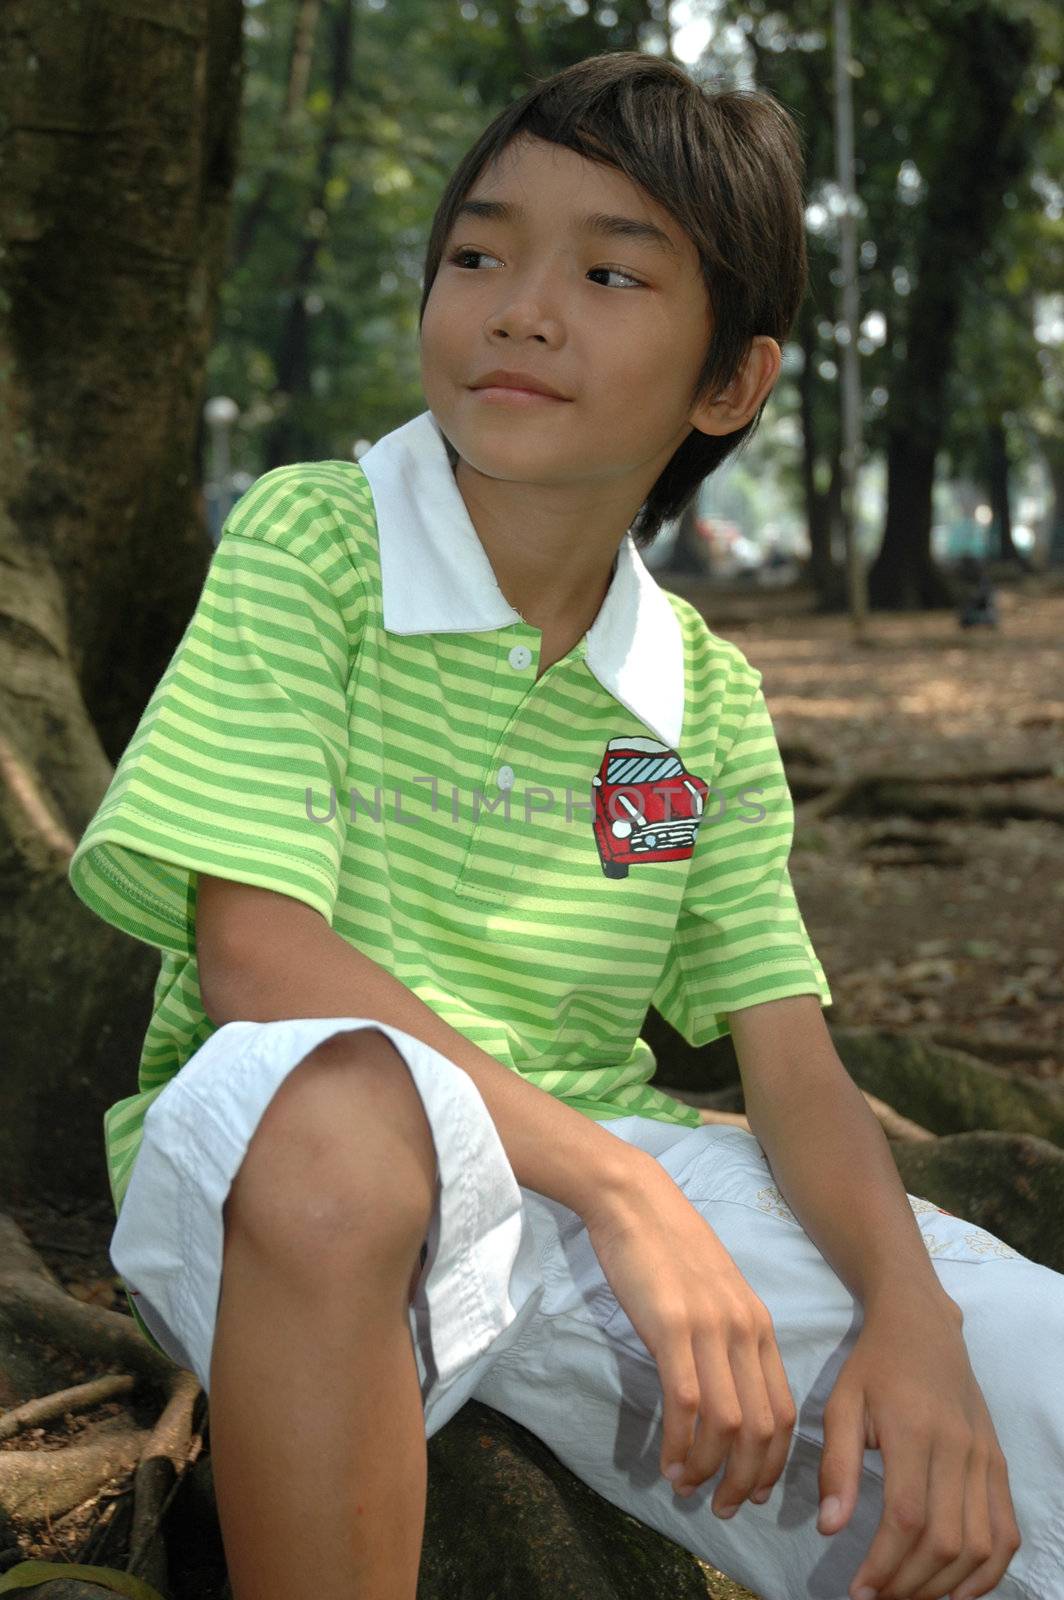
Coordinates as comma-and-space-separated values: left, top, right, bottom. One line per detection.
418, 51, 808, 551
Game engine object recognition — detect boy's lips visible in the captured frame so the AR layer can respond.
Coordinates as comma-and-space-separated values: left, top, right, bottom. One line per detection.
472, 386, 568, 406
469, 368, 571, 399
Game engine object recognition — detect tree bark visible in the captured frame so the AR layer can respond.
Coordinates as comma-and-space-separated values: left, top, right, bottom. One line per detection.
0, 0, 244, 1206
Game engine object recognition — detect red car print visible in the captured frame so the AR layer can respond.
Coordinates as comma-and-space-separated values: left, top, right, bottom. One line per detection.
591, 736, 710, 879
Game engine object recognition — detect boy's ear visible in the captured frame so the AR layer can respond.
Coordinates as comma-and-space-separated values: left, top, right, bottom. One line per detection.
688, 336, 782, 437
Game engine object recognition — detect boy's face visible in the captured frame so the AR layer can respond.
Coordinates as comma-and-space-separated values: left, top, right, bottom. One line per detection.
419, 134, 726, 499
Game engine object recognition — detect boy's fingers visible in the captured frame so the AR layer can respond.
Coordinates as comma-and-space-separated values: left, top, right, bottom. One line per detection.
957, 1448, 1022, 1598
848, 1427, 931, 1597
749, 1333, 796, 1501
947, 1453, 994, 1600
818, 1383, 865, 1534
708, 1333, 777, 1514
657, 1339, 701, 1479
658, 1335, 740, 1490
873, 1433, 969, 1599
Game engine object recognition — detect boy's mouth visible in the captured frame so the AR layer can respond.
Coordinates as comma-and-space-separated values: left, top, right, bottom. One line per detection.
470, 367, 571, 400
471, 385, 569, 406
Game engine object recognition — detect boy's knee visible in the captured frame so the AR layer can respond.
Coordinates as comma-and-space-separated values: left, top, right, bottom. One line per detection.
221, 1028, 438, 1282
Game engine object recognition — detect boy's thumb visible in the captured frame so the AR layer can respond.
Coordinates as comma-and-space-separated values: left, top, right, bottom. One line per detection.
817, 1386, 864, 1535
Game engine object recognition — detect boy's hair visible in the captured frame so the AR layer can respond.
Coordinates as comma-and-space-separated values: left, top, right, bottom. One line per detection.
418, 51, 808, 552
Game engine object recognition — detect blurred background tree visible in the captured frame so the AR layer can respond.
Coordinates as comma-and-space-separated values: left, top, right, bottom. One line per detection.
207, 0, 1062, 601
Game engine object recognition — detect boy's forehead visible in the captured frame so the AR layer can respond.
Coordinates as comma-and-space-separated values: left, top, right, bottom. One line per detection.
458, 136, 690, 264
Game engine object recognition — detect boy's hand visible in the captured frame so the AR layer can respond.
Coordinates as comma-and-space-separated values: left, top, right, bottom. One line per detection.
817, 1291, 1022, 1600
583, 1154, 797, 1515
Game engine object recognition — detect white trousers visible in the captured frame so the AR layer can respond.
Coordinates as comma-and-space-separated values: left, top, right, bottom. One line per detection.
111, 1017, 1064, 1600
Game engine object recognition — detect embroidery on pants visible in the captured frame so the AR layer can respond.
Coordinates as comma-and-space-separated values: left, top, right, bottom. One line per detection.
755, 1185, 800, 1226
909, 1197, 1022, 1260
961, 1232, 1022, 1260
908, 1196, 956, 1219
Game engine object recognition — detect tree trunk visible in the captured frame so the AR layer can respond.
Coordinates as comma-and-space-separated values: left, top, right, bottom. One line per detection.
873, 427, 955, 609
867, 4, 1036, 609
233, 0, 323, 270
1041, 438, 1064, 566
797, 296, 843, 608
985, 416, 1031, 568
0, 0, 244, 1205
665, 499, 707, 576
263, 0, 357, 469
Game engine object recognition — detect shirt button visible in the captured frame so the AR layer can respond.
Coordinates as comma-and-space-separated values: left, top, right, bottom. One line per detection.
497, 765, 516, 790
508, 644, 532, 671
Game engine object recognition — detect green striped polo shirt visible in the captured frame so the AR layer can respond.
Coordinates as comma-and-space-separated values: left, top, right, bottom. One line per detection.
69, 408, 831, 1232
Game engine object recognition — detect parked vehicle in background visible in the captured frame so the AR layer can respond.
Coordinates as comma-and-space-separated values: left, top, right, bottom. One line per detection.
634, 514, 803, 585
757, 547, 802, 587
697, 517, 762, 579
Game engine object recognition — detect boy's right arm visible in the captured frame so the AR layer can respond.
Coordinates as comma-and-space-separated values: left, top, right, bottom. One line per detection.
195, 873, 645, 1221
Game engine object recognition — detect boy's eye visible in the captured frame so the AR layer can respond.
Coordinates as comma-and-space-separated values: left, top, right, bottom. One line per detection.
445, 247, 644, 290
448, 248, 502, 271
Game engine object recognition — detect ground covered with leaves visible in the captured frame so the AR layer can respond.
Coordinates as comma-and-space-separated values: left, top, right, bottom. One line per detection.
721, 580, 1063, 1084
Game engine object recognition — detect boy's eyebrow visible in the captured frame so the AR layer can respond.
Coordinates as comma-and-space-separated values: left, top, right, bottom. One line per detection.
453, 197, 680, 259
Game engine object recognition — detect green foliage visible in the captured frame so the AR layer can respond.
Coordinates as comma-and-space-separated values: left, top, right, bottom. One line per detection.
211, 0, 1064, 530
741, 0, 1061, 470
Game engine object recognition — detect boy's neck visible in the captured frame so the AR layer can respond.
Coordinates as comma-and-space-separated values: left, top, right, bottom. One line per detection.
453, 455, 627, 642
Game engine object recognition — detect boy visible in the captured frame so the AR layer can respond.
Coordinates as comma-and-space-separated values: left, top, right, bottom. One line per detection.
68, 50, 1062, 1600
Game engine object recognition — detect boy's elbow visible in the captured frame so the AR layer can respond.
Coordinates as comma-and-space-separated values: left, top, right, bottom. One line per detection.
198, 952, 245, 1027
196, 930, 253, 1026
197, 924, 286, 1028
194, 873, 272, 1025
194, 873, 331, 1025
198, 936, 292, 1027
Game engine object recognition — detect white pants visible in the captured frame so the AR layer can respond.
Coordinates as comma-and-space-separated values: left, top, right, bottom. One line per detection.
111, 1017, 1064, 1600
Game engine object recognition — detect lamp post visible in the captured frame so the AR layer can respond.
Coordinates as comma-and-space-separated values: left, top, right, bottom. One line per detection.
204, 395, 240, 545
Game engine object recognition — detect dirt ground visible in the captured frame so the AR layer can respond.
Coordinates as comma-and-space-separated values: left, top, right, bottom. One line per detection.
3, 574, 1061, 1594
693, 576, 1063, 1082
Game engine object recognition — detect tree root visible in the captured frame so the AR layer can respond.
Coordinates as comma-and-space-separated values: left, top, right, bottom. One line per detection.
793, 764, 1061, 826
667, 1085, 935, 1142
0, 1375, 136, 1443
0, 1415, 148, 1524
915, 1026, 1060, 1068
857, 826, 968, 868
0, 1209, 205, 1584
126, 1370, 204, 1593
0, 1213, 174, 1401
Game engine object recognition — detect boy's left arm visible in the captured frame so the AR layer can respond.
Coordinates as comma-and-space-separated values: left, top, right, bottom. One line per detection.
729, 992, 952, 1317
729, 993, 1021, 1600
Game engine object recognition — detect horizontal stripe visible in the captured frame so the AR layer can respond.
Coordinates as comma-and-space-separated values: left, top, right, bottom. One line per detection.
68, 459, 831, 1250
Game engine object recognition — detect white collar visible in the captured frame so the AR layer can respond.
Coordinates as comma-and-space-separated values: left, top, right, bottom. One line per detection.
358, 410, 685, 749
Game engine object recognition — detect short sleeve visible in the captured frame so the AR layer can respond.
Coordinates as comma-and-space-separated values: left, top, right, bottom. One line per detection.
68, 476, 359, 957
650, 669, 832, 1047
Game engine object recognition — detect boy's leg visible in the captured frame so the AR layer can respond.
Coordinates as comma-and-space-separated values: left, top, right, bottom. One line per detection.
472, 1126, 1062, 1599
208, 1028, 438, 1600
